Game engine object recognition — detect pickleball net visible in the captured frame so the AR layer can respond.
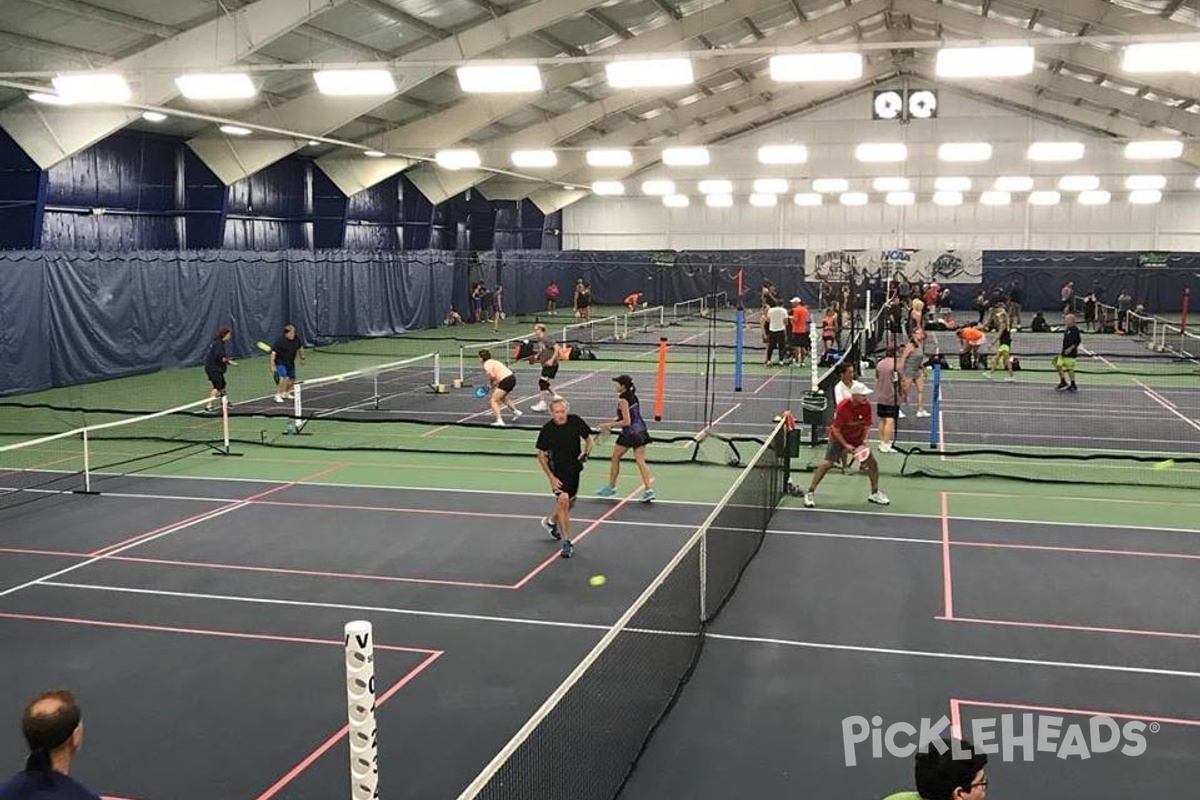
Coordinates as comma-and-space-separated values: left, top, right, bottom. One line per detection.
0, 398, 231, 513
454, 419, 788, 800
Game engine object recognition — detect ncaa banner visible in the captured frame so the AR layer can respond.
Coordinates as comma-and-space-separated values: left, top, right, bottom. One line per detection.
806, 249, 982, 284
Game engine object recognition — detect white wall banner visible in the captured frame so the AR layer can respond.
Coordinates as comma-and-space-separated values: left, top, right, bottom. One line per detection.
805, 249, 983, 284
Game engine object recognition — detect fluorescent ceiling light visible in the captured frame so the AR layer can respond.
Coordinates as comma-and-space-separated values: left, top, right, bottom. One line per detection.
175, 73, 255, 100
698, 179, 733, 195
885, 192, 915, 206
663, 147, 710, 166
1129, 189, 1163, 205
935, 177, 972, 192
663, 194, 689, 208
933, 191, 963, 206
591, 181, 625, 196
706, 194, 733, 208
52, 73, 131, 103
606, 58, 693, 88
1122, 42, 1200, 74
980, 191, 1011, 206
936, 46, 1034, 78
141, 111, 167, 122
1124, 140, 1184, 160
586, 149, 632, 168
938, 142, 992, 162
749, 193, 778, 207
511, 149, 557, 169
856, 143, 907, 163
456, 64, 541, 93
995, 176, 1034, 192
642, 179, 676, 196
839, 192, 868, 206
769, 52, 863, 82
873, 177, 910, 192
313, 69, 396, 96
364, 150, 385, 158
1078, 190, 1111, 205
793, 193, 822, 207
219, 124, 252, 136
1196, 176, 1200, 190
812, 178, 849, 194
1029, 190, 1061, 206
757, 145, 808, 164
752, 178, 789, 194
28, 92, 74, 106
563, 185, 576, 191
1028, 141, 1084, 161
435, 149, 481, 170
1058, 175, 1100, 192
1124, 175, 1166, 191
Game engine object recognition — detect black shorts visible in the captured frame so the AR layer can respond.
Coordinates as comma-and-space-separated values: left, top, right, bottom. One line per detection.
616, 430, 649, 449
206, 370, 226, 392
496, 375, 516, 393
877, 403, 899, 419
552, 466, 582, 499
793, 331, 811, 348
540, 363, 559, 381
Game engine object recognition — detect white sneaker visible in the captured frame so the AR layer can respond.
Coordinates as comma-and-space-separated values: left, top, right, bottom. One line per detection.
916, 409, 931, 418
530, 401, 548, 412
491, 418, 506, 427
274, 394, 283, 403
981, 372, 992, 380
1004, 376, 1015, 382
284, 392, 295, 399
878, 442, 893, 453
898, 409, 906, 419
868, 491, 891, 505
512, 409, 523, 419
803, 490, 815, 508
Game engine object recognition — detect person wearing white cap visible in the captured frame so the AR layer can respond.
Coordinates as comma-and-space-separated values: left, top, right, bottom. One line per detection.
788, 297, 811, 365
803, 381, 889, 509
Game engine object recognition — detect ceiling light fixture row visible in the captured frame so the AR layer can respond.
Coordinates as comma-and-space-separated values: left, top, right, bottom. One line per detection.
648, 190, 1169, 208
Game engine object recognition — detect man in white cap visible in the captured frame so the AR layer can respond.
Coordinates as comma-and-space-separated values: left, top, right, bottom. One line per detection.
803, 381, 889, 508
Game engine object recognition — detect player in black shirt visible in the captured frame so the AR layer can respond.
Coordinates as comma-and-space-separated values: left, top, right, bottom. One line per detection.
535, 398, 594, 559
0, 690, 102, 800
204, 326, 235, 412
269, 324, 305, 404
1055, 312, 1082, 392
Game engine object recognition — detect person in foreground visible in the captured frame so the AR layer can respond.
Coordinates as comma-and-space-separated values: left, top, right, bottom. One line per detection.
802, 382, 889, 509
536, 398, 594, 559
1, 690, 101, 800
478, 349, 521, 426
1055, 312, 1081, 392
595, 375, 655, 502
883, 736, 989, 800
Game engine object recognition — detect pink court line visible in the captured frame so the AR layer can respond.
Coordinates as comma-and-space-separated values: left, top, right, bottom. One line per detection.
254, 650, 441, 800
941, 492, 954, 620
951, 698, 1200, 734
88, 463, 348, 558
0, 611, 439, 655
753, 370, 783, 395
694, 403, 742, 440
422, 370, 599, 436
939, 614, 1200, 642
512, 485, 643, 589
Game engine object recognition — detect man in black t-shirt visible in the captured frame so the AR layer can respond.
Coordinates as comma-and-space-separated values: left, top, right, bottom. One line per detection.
1055, 312, 1082, 392
269, 324, 305, 404
1, 690, 102, 800
535, 398, 594, 559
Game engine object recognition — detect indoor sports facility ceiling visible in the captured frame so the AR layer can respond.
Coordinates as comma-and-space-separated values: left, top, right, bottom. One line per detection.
0, 0, 1196, 212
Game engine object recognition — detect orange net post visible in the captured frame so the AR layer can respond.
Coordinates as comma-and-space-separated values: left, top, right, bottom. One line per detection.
654, 337, 668, 421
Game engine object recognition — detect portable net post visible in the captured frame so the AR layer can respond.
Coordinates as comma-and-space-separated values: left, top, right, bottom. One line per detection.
345, 620, 379, 800
654, 338, 667, 422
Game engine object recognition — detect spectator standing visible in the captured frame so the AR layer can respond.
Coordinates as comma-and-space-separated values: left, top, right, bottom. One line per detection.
545, 281, 560, 315
1116, 289, 1132, 332
765, 301, 790, 366
1061, 281, 1075, 314
1006, 280, 1023, 329
874, 346, 901, 452
972, 290, 987, 325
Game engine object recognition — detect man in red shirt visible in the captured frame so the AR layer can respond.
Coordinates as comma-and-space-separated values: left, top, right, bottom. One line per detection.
803, 382, 890, 508
789, 297, 811, 365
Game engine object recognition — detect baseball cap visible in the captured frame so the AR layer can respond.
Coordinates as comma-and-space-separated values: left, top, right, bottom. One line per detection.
790, 297, 801, 304
850, 381, 872, 396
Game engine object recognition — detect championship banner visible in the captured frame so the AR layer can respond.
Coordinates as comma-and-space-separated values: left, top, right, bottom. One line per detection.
806, 249, 983, 284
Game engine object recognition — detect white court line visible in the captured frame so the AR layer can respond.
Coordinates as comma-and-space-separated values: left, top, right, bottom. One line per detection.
32, 582, 1200, 681
775, 505, 1200, 535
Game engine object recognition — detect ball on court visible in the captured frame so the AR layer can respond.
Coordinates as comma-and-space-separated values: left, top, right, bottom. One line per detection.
773, 415, 782, 422
1154, 459, 1175, 471
588, 575, 607, 587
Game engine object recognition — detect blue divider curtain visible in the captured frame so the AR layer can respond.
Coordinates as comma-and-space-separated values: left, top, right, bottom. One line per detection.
0, 250, 456, 396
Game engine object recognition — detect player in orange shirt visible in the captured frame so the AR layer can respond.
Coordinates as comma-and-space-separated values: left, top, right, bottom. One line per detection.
624, 292, 643, 311
789, 298, 811, 365
957, 325, 986, 369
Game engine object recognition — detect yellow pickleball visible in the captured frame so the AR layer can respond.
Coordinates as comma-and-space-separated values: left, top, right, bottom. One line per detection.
589, 575, 607, 587
1154, 459, 1175, 471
